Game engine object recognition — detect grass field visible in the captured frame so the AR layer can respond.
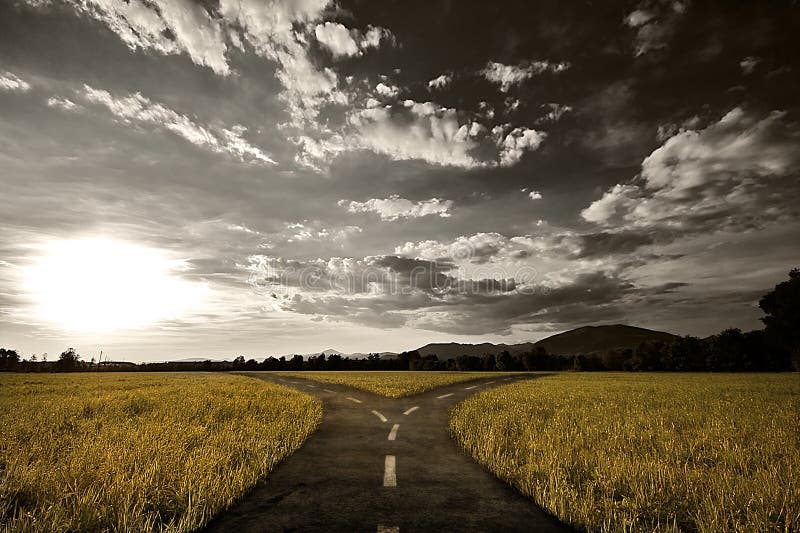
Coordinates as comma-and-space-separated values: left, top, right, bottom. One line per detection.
272, 371, 517, 397
450, 373, 800, 532
0, 372, 321, 532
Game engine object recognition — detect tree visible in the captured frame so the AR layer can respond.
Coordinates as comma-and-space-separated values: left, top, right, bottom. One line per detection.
709, 328, 748, 371
0, 348, 20, 371
495, 350, 513, 371
759, 268, 800, 369
55, 348, 81, 372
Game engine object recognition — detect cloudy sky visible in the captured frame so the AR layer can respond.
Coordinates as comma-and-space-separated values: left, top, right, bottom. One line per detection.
1, 0, 798, 361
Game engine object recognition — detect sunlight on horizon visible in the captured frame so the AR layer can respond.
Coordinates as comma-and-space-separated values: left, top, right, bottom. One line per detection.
22, 238, 208, 332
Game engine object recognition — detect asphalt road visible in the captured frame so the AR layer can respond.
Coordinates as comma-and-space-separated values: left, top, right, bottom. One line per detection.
202, 373, 574, 533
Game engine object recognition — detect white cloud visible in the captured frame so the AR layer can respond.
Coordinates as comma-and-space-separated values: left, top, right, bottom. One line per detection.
62, 0, 230, 75
625, 9, 655, 27
313, 22, 394, 58
538, 103, 572, 123
292, 133, 349, 172
375, 82, 400, 99
281, 221, 362, 243
29, 0, 402, 170
740, 56, 761, 75
296, 96, 548, 170
581, 184, 639, 225
582, 107, 800, 232
46, 96, 80, 111
82, 85, 276, 164
219, 125, 277, 164
624, 1, 688, 57
0, 71, 31, 92
504, 97, 521, 113
395, 232, 549, 265
496, 127, 546, 166
344, 102, 486, 168
357, 25, 395, 49
314, 22, 360, 57
29, 0, 346, 132
428, 74, 452, 90
340, 195, 453, 221
482, 60, 569, 92
478, 101, 495, 120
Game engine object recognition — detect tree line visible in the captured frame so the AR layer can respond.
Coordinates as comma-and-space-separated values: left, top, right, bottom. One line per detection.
2, 268, 798, 373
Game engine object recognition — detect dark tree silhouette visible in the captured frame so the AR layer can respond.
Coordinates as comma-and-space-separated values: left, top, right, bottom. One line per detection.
0, 348, 20, 371
495, 350, 513, 371
55, 348, 81, 372
759, 268, 800, 369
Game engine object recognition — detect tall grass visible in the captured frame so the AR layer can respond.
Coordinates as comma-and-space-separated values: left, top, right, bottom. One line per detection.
0, 372, 321, 532
274, 371, 516, 397
449, 373, 800, 532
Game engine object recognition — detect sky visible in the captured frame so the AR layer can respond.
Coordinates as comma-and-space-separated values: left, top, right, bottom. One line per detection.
1, 0, 799, 362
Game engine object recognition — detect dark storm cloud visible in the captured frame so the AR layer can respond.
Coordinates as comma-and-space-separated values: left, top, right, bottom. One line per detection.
250, 250, 638, 333
568, 231, 656, 259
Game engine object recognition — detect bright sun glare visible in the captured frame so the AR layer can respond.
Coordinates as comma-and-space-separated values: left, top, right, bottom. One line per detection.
23, 238, 207, 332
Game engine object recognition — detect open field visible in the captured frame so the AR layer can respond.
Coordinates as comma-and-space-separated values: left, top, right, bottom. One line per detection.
271, 370, 521, 397
0, 372, 321, 533
450, 373, 800, 532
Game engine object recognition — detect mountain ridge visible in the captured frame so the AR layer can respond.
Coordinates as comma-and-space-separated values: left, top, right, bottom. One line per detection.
415, 325, 678, 360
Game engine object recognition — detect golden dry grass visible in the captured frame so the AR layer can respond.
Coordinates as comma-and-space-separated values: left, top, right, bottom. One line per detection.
0, 372, 321, 532
449, 373, 800, 532
272, 371, 516, 397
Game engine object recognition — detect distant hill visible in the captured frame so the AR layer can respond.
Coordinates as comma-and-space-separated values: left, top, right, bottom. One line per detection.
532, 325, 678, 355
278, 349, 398, 360
415, 325, 678, 360
168, 357, 226, 363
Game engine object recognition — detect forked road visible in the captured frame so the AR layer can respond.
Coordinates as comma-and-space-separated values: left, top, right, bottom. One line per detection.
203, 374, 573, 533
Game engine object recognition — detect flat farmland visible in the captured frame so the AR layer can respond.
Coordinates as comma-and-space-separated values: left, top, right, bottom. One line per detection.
449, 373, 800, 532
0, 373, 321, 532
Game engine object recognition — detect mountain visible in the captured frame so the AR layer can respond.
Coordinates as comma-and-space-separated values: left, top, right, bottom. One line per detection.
415, 325, 678, 360
531, 325, 678, 355
279, 349, 398, 359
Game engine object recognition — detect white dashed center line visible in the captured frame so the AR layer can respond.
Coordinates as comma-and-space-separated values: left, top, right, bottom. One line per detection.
403, 406, 419, 415
383, 455, 397, 487
485, 381, 495, 384
323, 389, 335, 393
436, 393, 454, 399
346, 397, 363, 404
372, 410, 388, 423
464, 385, 477, 390
388, 423, 399, 441
377, 526, 399, 532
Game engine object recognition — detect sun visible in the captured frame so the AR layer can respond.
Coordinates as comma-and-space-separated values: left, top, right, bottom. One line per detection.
23, 238, 208, 332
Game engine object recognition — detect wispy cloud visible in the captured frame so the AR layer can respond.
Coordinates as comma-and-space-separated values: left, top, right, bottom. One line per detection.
0, 71, 31, 92
82, 85, 276, 164
340, 196, 453, 221
46, 96, 81, 112
482, 60, 569, 92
